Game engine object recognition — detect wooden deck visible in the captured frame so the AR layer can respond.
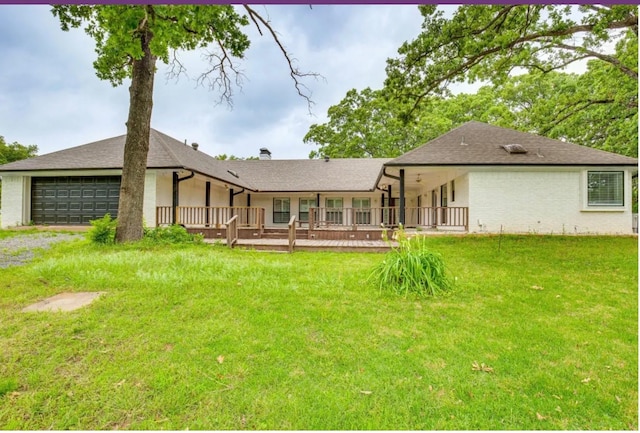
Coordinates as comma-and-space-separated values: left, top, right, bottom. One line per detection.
204, 237, 398, 252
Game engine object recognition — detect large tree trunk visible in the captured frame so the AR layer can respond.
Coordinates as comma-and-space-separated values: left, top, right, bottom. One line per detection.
115, 21, 157, 243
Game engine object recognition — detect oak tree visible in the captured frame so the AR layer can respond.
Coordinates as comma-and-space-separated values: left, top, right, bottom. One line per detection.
306, 5, 637, 159
52, 5, 313, 242
385, 5, 637, 107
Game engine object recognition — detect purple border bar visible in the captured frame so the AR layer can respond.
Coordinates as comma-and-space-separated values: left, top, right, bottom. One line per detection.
2, 0, 637, 4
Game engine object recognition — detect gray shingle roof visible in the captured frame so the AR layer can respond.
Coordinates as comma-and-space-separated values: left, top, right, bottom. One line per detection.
0, 129, 255, 189
386, 121, 638, 167
0, 129, 390, 192
222, 158, 392, 192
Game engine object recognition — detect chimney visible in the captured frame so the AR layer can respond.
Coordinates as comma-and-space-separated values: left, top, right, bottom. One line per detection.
259, 147, 272, 160
191, 142, 199, 151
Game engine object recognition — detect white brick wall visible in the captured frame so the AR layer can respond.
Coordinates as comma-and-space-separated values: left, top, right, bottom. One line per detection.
143, 171, 157, 227
468, 169, 634, 234
1, 175, 28, 228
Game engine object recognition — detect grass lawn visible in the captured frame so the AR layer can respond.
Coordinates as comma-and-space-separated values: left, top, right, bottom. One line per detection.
0, 234, 637, 429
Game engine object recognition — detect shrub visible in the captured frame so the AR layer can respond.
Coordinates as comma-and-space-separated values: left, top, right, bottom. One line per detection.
87, 214, 116, 245
88, 217, 202, 246
142, 225, 203, 245
371, 230, 452, 297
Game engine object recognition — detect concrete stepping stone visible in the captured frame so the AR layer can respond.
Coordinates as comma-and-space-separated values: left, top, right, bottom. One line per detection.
22, 292, 105, 312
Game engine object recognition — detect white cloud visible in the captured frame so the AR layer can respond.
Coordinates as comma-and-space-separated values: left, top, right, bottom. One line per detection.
0, 4, 424, 159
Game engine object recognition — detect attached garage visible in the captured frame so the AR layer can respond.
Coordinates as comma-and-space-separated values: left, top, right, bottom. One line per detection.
31, 176, 121, 225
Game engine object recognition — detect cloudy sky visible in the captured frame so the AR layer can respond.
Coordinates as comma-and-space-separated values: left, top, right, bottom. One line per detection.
0, 5, 441, 160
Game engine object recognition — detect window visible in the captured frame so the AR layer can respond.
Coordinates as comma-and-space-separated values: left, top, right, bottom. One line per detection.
299, 198, 316, 222
325, 198, 343, 224
352, 198, 371, 225
273, 198, 290, 223
587, 171, 624, 206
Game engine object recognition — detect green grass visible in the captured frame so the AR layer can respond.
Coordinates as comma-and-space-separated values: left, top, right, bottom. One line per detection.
0, 234, 637, 429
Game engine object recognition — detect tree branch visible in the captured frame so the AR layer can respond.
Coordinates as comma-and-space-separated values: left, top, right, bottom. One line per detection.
541, 98, 615, 134
165, 49, 188, 82
199, 39, 245, 106
399, 6, 638, 111
243, 4, 323, 113
554, 42, 638, 79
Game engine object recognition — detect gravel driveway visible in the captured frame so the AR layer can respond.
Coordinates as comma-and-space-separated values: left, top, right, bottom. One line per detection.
0, 233, 84, 268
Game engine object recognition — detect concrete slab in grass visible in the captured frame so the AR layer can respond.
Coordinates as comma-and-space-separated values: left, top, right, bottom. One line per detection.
22, 292, 106, 312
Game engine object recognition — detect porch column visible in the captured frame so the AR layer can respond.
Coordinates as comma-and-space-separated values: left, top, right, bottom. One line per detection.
399, 169, 405, 225
387, 185, 392, 226
205, 181, 211, 226
173, 171, 194, 226
172, 172, 179, 225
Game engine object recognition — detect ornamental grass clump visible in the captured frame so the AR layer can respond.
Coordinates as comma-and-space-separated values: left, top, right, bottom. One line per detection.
371, 228, 451, 297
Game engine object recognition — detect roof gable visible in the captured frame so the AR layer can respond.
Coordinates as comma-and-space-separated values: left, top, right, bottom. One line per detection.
386, 121, 638, 167
0, 129, 256, 189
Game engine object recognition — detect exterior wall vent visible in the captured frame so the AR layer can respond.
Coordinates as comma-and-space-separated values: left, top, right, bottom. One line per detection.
259, 148, 272, 160
501, 143, 527, 154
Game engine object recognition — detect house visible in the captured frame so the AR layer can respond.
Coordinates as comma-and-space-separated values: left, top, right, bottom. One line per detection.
0, 122, 636, 236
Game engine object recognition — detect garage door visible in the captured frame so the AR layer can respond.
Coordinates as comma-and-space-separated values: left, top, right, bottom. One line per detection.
31, 176, 121, 225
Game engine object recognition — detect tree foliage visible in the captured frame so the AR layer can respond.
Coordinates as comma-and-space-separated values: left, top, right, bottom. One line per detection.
0, 136, 38, 165
385, 5, 637, 107
304, 86, 515, 158
0, 136, 38, 203
52, 5, 313, 242
214, 154, 259, 160
306, 5, 637, 159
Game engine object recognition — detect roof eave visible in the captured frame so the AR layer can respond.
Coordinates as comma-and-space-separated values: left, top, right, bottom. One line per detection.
383, 162, 639, 167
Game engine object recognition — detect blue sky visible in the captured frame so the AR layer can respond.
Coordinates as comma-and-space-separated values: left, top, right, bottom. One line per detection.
0, 5, 436, 159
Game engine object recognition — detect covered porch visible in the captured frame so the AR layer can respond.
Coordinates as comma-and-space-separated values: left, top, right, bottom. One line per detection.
156, 164, 470, 239
156, 205, 468, 239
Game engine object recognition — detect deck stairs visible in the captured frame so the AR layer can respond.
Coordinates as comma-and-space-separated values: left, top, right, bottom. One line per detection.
260, 228, 309, 240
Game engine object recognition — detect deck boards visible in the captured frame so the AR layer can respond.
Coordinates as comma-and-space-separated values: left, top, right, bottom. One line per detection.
205, 238, 398, 252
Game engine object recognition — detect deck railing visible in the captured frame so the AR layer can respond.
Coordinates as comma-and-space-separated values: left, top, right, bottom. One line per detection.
156, 206, 265, 230
309, 207, 468, 230
226, 215, 238, 248
288, 215, 297, 253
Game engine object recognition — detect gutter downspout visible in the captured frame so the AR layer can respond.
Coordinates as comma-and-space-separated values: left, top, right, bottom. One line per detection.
229, 188, 245, 207
382, 168, 404, 226
399, 169, 405, 226
173, 171, 195, 225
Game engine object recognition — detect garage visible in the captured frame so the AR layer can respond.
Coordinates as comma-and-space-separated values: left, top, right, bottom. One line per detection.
31, 176, 121, 225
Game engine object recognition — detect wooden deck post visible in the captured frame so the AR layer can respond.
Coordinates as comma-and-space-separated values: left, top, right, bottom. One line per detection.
288, 215, 297, 253
309, 208, 315, 235
226, 215, 238, 248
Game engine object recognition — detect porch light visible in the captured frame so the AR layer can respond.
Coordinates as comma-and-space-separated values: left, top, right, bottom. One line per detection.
416, 175, 422, 183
